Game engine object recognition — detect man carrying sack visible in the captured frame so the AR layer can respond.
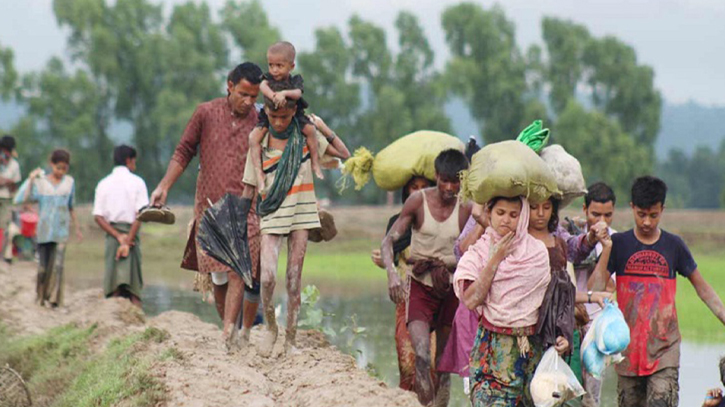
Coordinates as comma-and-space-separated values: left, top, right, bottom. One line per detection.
381, 149, 472, 406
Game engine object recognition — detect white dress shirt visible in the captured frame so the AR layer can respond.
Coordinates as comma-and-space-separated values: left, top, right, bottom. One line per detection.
92, 166, 149, 224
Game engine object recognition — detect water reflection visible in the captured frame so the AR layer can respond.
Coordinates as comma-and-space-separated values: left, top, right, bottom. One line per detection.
141, 285, 722, 407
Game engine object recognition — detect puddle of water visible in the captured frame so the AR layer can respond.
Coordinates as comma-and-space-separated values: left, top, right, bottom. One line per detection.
140, 285, 723, 407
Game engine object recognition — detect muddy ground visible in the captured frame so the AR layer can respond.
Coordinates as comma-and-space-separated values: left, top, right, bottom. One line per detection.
0, 263, 420, 407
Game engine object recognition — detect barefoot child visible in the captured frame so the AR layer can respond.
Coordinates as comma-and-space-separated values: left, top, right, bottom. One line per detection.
249, 41, 321, 191
15, 149, 82, 307
242, 87, 350, 356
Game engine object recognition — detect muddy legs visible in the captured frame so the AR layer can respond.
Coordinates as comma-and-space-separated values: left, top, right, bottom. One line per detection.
258, 234, 283, 357
284, 229, 308, 352
257, 231, 308, 357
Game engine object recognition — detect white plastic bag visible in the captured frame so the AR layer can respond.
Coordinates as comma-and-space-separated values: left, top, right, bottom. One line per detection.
531, 347, 586, 407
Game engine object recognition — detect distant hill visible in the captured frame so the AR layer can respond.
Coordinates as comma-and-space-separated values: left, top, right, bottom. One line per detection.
657, 101, 725, 156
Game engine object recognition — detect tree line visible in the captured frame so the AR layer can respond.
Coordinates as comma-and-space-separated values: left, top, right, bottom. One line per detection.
0, 0, 718, 207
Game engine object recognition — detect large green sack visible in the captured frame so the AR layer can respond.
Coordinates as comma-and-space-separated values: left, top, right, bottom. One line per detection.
461, 140, 561, 205
540, 145, 587, 208
341, 130, 464, 191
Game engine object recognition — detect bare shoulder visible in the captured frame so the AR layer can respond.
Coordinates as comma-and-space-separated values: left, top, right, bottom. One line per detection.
401, 190, 425, 216
459, 199, 473, 227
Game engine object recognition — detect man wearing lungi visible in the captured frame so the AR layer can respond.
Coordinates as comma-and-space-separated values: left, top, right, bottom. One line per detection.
93, 145, 148, 306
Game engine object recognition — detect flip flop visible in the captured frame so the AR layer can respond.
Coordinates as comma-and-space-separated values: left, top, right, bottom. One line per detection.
137, 205, 176, 225
309, 209, 337, 243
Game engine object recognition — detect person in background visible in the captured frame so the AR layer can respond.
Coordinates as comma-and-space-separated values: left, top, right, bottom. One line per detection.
0, 135, 21, 265
93, 145, 148, 306
572, 182, 618, 406
16, 149, 82, 307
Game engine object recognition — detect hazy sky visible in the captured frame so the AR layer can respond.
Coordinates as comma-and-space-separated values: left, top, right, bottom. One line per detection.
2, 0, 724, 105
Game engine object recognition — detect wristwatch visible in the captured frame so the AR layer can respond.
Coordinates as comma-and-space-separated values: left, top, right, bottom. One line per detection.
587, 290, 593, 304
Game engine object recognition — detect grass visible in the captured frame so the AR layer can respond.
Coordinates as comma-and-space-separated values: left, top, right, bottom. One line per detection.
0, 324, 169, 407
676, 252, 725, 342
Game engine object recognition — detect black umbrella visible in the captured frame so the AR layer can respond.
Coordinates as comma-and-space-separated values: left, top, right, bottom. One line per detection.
197, 193, 254, 288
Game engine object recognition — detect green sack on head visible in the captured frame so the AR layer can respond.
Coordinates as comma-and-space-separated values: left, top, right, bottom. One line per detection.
540, 145, 587, 208
516, 120, 550, 153
461, 140, 561, 205
340, 130, 464, 191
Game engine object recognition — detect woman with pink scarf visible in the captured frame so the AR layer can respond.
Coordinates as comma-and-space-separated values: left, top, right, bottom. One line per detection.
454, 196, 552, 406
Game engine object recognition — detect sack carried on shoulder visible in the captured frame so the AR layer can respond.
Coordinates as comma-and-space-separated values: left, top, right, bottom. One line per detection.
341, 130, 464, 191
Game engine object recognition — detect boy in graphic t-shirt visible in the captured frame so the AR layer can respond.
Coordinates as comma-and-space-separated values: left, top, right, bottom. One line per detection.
590, 176, 725, 407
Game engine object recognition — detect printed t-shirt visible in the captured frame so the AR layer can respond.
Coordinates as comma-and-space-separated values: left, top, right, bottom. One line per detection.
607, 229, 697, 376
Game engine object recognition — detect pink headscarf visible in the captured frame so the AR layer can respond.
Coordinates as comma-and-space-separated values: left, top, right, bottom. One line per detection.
453, 196, 551, 328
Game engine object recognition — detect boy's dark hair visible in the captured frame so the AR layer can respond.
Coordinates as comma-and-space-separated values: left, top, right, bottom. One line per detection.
548, 198, 561, 233
227, 62, 263, 87
631, 176, 667, 209
585, 182, 616, 207
113, 144, 137, 166
263, 81, 297, 111
0, 135, 16, 152
268, 41, 296, 63
50, 149, 71, 165
434, 149, 468, 180
720, 356, 725, 386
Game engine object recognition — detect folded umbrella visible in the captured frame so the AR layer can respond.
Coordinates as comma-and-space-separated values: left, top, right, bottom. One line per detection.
197, 193, 254, 288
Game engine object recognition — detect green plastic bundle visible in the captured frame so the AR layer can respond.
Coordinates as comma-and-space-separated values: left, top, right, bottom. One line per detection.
516, 120, 550, 153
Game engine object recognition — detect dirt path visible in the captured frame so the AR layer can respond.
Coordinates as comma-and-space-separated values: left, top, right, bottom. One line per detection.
0, 262, 420, 407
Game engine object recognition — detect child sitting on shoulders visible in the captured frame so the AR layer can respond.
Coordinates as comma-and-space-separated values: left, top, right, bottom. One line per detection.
249, 41, 321, 190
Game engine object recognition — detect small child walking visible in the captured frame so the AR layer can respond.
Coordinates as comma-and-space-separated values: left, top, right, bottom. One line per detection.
248, 41, 322, 190
15, 149, 82, 307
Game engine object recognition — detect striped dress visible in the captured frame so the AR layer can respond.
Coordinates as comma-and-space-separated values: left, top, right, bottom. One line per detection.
243, 133, 329, 235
